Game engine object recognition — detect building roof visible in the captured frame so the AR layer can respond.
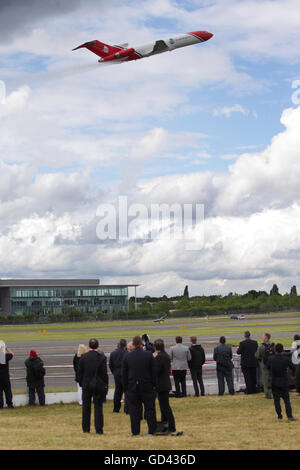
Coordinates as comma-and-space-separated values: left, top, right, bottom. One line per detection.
0, 279, 140, 288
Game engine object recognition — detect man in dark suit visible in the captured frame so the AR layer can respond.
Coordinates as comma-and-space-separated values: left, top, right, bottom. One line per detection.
267, 343, 297, 421
188, 336, 206, 397
154, 339, 176, 433
237, 331, 258, 394
78, 338, 108, 434
109, 338, 127, 413
213, 336, 235, 396
122, 335, 157, 436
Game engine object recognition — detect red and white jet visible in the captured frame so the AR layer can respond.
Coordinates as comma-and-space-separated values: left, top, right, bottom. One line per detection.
72, 30, 213, 63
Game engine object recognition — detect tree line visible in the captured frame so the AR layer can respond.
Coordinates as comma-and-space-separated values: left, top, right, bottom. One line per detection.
0, 284, 299, 324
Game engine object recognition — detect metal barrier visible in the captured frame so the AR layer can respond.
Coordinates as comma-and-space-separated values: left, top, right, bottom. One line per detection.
9, 353, 243, 392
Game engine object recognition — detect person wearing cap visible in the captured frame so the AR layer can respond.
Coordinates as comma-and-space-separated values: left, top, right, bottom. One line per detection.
0, 341, 14, 409
25, 350, 46, 406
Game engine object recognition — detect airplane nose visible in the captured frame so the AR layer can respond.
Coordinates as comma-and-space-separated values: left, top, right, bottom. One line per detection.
190, 31, 214, 42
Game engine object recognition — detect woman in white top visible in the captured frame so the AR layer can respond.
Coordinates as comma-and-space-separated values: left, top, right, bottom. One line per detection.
291, 334, 300, 351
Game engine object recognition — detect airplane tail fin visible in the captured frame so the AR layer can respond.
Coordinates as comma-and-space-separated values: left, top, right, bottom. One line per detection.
72, 40, 122, 58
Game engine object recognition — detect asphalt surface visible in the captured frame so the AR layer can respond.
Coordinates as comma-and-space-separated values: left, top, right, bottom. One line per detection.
3, 315, 299, 391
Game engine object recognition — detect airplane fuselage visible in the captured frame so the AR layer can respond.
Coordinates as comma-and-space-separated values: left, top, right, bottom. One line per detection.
73, 30, 213, 64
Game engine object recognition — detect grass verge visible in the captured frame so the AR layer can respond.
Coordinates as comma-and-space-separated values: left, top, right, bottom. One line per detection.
0, 393, 299, 450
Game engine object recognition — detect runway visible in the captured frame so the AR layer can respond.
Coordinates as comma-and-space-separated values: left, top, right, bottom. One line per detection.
3, 314, 299, 391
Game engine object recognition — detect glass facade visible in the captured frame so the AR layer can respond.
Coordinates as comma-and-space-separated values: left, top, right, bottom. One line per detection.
10, 286, 129, 316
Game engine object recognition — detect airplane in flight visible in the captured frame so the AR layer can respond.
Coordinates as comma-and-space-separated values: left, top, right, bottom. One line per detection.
153, 314, 168, 324
72, 30, 213, 64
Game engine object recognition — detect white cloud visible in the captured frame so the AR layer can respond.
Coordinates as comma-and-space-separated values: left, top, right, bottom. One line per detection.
213, 104, 248, 118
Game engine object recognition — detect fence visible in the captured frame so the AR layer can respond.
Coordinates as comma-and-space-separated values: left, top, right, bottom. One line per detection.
9, 353, 244, 392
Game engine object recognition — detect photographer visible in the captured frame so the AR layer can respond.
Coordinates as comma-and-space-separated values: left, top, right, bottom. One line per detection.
0, 341, 14, 409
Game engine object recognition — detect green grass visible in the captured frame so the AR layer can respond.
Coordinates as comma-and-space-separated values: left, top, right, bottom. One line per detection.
0, 393, 299, 450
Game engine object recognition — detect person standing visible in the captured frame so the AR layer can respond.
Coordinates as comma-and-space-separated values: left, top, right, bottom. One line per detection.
109, 338, 127, 413
154, 339, 176, 433
291, 335, 300, 397
255, 333, 274, 399
169, 336, 191, 398
122, 335, 157, 436
213, 336, 235, 396
0, 341, 14, 409
267, 343, 297, 421
25, 350, 46, 406
188, 336, 206, 397
237, 331, 258, 394
73, 344, 88, 405
291, 334, 300, 351
78, 338, 108, 435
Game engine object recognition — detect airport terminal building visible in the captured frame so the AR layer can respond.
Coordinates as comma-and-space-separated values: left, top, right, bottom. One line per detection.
0, 279, 138, 316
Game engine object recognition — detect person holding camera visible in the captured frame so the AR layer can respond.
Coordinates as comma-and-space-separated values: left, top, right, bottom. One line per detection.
0, 341, 14, 409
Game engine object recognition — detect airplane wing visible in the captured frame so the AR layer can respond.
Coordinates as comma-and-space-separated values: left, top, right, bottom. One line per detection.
152, 40, 169, 54
115, 42, 129, 49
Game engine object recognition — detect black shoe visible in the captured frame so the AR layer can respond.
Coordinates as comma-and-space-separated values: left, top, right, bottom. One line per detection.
288, 417, 297, 421
96, 431, 104, 434
278, 416, 283, 420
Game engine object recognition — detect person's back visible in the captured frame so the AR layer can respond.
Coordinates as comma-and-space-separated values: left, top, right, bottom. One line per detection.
213, 337, 234, 396
122, 336, 157, 436
189, 344, 205, 370
237, 338, 258, 367
78, 338, 108, 435
25, 355, 45, 385
170, 342, 191, 370
79, 350, 108, 389
267, 343, 297, 421
25, 350, 46, 406
267, 353, 293, 388
123, 346, 156, 391
155, 350, 172, 393
109, 346, 127, 375
214, 343, 233, 367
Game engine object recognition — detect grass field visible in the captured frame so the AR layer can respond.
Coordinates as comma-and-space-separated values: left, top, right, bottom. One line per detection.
1, 392, 299, 450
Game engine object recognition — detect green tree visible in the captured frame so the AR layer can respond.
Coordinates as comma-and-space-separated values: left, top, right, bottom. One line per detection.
290, 285, 297, 296
270, 284, 280, 296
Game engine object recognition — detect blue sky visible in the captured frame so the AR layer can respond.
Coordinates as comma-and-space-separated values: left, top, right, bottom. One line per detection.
0, 0, 300, 296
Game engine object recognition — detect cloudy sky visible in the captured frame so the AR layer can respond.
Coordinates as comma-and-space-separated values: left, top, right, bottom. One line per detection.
0, 0, 300, 297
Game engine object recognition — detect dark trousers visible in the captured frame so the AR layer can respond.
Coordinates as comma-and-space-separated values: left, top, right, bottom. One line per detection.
113, 373, 123, 412
28, 386, 45, 406
217, 368, 234, 395
172, 370, 187, 397
82, 388, 104, 433
295, 364, 300, 394
190, 368, 205, 396
0, 378, 13, 408
272, 385, 293, 418
126, 387, 157, 435
242, 366, 257, 394
157, 391, 176, 432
